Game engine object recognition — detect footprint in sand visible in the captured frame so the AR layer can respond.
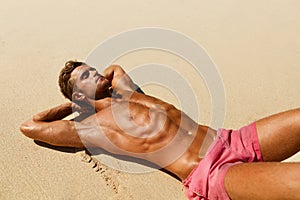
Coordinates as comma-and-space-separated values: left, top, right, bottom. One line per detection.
79, 151, 119, 194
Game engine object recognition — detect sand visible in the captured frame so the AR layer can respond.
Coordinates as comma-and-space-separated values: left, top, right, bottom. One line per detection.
0, 0, 299, 199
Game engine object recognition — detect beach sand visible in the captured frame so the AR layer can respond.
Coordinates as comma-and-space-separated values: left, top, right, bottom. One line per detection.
0, 0, 299, 199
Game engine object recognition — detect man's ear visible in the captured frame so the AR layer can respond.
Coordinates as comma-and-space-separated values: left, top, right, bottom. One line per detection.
72, 92, 87, 102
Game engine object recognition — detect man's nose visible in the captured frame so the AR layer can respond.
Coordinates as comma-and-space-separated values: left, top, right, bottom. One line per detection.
92, 70, 99, 77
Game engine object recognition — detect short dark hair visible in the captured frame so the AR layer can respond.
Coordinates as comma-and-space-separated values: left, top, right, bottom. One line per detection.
58, 60, 85, 100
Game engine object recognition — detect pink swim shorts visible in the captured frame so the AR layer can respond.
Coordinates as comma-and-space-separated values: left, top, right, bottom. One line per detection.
183, 122, 263, 200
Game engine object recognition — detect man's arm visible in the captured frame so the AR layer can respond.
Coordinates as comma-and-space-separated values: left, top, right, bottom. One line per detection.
32, 102, 73, 121
103, 64, 144, 94
20, 103, 84, 147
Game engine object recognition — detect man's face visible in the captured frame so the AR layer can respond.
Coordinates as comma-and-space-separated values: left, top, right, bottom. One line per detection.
71, 65, 110, 100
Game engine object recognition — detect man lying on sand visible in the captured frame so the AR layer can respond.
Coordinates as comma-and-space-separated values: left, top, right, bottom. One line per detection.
20, 61, 300, 200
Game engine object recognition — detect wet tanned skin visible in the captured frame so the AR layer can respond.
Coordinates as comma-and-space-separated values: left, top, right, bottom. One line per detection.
20, 64, 300, 199
79, 90, 213, 180
20, 64, 213, 180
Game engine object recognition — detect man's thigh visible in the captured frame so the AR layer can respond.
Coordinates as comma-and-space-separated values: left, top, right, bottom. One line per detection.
256, 108, 300, 161
224, 162, 300, 200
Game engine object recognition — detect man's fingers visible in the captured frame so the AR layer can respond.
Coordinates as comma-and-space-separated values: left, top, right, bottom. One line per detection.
71, 103, 78, 111
72, 102, 90, 114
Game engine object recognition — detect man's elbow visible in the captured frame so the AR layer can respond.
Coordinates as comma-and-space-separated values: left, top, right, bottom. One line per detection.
19, 119, 36, 138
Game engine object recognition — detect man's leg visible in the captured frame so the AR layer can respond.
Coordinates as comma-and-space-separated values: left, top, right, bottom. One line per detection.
256, 108, 300, 161
224, 162, 300, 200
224, 108, 300, 199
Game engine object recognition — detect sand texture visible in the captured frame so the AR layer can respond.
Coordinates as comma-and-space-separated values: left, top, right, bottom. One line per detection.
1, 0, 299, 199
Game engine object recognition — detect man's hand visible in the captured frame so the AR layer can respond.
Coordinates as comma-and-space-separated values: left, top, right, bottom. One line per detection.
102, 65, 138, 92
72, 102, 93, 115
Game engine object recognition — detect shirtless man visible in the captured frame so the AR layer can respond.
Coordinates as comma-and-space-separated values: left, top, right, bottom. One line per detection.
20, 61, 300, 200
